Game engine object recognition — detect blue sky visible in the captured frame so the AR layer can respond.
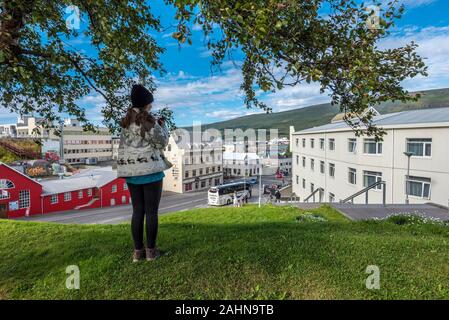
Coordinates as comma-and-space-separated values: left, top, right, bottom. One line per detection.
2, 0, 449, 127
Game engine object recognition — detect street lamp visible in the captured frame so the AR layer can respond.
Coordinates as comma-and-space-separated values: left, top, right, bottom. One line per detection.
403, 151, 414, 205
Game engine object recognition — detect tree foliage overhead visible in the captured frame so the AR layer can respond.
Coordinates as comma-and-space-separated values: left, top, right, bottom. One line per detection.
0, 0, 164, 134
1, 0, 427, 138
171, 0, 427, 138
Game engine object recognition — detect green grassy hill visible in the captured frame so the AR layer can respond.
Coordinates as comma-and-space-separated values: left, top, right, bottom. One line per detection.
186, 88, 449, 136
1, 205, 448, 299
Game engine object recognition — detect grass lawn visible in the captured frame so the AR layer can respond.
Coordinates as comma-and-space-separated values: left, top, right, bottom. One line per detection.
1, 205, 448, 299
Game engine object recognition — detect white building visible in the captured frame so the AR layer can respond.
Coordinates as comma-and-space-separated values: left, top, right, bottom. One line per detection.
112, 137, 120, 160
0, 124, 17, 137
16, 116, 50, 138
290, 107, 449, 207
223, 152, 260, 178
261, 156, 292, 175
163, 135, 224, 193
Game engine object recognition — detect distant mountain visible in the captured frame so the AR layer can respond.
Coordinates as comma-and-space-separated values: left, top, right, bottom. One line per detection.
184, 88, 449, 137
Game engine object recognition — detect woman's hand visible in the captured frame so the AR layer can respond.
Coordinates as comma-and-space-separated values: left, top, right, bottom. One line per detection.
157, 117, 165, 127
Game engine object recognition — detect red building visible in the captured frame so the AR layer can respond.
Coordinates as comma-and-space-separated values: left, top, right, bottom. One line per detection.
0, 163, 43, 218
0, 163, 130, 218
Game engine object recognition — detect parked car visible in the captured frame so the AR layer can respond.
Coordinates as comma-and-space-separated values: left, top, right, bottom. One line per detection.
247, 177, 258, 185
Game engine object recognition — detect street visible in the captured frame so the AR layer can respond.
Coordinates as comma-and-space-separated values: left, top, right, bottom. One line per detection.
17, 175, 288, 225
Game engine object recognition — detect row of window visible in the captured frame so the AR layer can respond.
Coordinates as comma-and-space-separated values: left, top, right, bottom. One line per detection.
224, 160, 260, 165
296, 172, 431, 199
224, 168, 259, 176
184, 178, 222, 192
65, 140, 112, 145
185, 166, 221, 178
183, 155, 222, 165
295, 137, 432, 157
64, 148, 112, 154
49, 183, 128, 205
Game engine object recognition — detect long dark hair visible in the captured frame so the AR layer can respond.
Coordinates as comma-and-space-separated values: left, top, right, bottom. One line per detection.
120, 107, 156, 138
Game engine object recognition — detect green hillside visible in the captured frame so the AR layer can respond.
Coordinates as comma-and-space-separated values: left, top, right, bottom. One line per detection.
1, 205, 449, 299
186, 88, 449, 136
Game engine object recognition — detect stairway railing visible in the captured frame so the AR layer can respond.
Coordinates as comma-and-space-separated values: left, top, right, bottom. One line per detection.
340, 180, 386, 206
0, 139, 41, 159
304, 187, 324, 203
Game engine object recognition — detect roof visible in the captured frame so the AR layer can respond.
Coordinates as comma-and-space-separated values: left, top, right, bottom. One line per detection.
294, 107, 449, 135
331, 106, 380, 123
0, 162, 42, 186
40, 167, 120, 195
223, 152, 260, 161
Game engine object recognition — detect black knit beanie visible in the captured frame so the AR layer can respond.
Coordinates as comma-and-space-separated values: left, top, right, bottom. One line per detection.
131, 84, 154, 108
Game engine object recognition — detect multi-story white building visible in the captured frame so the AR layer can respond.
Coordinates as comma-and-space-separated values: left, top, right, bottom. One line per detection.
290, 107, 449, 207
16, 116, 50, 138
163, 135, 224, 193
223, 152, 261, 178
0, 124, 17, 137
261, 156, 292, 175
62, 126, 113, 164
112, 137, 120, 160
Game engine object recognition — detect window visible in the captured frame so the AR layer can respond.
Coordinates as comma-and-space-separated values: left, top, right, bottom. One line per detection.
310, 183, 314, 193
329, 138, 335, 151
184, 183, 193, 192
363, 171, 382, 189
0, 179, 14, 189
348, 168, 357, 185
193, 170, 197, 177
320, 161, 325, 174
364, 139, 382, 154
310, 138, 315, 149
185, 171, 189, 178
123, 183, 128, 190
51, 194, 58, 204
329, 193, 335, 203
310, 159, 315, 171
406, 176, 431, 199
406, 138, 432, 157
329, 163, 335, 177
296, 175, 299, 185
122, 195, 127, 204
302, 138, 306, 148
296, 155, 299, 165
302, 157, 306, 168
320, 138, 325, 150
19, 190, 30, 208
0, 190, 9, 200
64, 192, 71, 202
78, 190, 83, 199
295, 138, 299, 147
87, 189, 92, 196
112, 184, 117, 193
302, 179, 306, 189
348, 138, 357, 153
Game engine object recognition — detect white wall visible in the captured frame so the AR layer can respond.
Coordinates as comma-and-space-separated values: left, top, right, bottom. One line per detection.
291, 126, 449, 206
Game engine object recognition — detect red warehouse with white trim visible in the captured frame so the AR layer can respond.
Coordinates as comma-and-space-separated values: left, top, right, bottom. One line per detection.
0, 163, 131, 218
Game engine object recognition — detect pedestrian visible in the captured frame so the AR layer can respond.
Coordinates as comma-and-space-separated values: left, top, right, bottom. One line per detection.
117, 84, 172, 263
233, 191, 239, 207
275, 189, 281, 203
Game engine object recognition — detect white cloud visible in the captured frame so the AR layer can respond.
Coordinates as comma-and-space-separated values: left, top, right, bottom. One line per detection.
205, 109, 261, 120
380, 25, 449, 91
399, 0, 436, 8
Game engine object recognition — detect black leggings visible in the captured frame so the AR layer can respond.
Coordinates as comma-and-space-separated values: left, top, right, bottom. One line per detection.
127, 180, 163, 250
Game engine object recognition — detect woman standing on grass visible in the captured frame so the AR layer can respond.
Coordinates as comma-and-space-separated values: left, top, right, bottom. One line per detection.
117, 84, 172, 263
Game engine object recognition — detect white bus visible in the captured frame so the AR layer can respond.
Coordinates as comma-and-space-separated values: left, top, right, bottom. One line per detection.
208, 182, 252, 206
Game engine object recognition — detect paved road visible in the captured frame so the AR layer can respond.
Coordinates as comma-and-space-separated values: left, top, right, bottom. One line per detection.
18, 175, 286, 225
18, 190, 209, 225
